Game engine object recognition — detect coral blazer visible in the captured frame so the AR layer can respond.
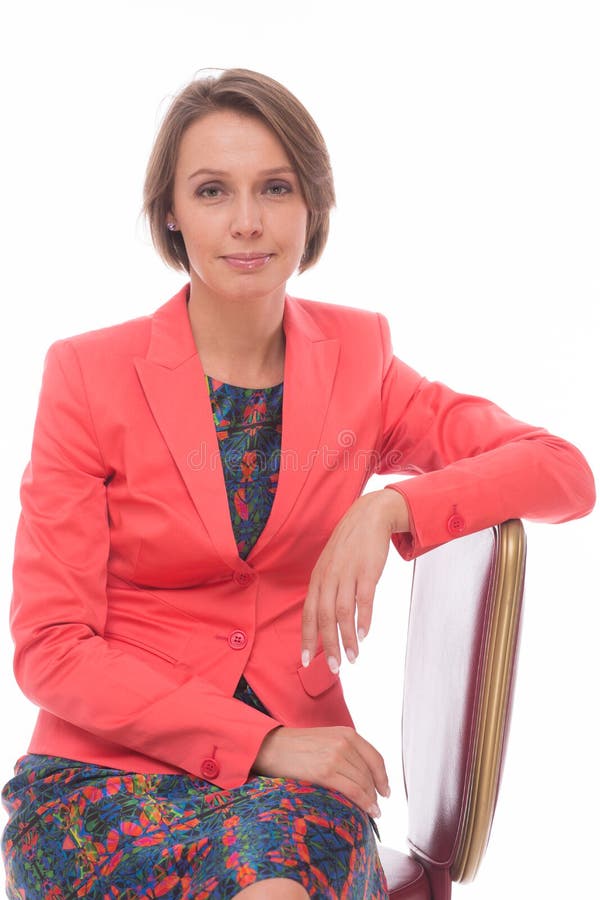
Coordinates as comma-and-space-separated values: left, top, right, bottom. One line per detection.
10, 284, 595, 789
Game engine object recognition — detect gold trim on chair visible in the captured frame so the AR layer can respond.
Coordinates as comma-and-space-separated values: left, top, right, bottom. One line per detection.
452, 519, 526, 882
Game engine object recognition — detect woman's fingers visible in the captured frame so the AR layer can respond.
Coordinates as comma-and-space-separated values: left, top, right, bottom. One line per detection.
316, 576, 344, 673
353, 730, 390, 800
302, 570, 363, 672
325, 730, 390, 814
322, 736, 381, 814
252, 726, 390, 818
301, 491, 401, 671
355, 580, 375, 648
335, 580, 360, 665
301, 573, 321, 668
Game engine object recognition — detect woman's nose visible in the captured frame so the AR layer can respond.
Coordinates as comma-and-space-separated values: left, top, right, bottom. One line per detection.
230, 193, 263, 238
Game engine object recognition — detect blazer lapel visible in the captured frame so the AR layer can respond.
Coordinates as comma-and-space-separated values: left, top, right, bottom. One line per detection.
134, 286, 237, 569
248, 296, 339, 561
134, 284, 340, 568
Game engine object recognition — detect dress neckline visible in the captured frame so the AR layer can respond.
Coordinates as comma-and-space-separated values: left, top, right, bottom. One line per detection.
205, 374, 284, 392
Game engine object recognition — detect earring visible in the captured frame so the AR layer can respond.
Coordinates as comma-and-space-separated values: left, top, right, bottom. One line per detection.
167, 222, 177, 232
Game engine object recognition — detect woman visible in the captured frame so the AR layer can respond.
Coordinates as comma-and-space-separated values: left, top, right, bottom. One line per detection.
1, 68, 595, 900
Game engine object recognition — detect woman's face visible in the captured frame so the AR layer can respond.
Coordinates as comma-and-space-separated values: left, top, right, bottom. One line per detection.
170, 110, 308, 306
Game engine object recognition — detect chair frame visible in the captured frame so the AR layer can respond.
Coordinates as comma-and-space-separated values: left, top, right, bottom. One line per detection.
380, 519, 527, 898
451, 519, 526, 881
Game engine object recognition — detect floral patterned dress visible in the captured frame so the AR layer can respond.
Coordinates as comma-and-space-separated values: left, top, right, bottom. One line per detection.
1, 375, 388, 899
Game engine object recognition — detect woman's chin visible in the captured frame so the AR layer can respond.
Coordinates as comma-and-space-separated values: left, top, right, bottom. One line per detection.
191, 269, 290, 306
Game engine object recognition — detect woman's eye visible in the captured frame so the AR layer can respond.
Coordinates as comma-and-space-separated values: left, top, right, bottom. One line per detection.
196, 184, 223, 199
266, 181, 292, 196
194, 181, 292, 199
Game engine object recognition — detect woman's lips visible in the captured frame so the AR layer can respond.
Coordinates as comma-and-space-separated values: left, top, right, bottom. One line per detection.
222, 253, 273, 271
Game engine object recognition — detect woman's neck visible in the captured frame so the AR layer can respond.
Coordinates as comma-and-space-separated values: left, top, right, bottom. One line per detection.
186, 282, 286, 388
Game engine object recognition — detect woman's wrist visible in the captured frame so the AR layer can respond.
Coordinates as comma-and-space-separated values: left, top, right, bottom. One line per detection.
379, 487, 411, 534
252, 725, 285, 775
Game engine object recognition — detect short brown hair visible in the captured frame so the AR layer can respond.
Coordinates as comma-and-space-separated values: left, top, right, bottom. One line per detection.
143, 68, 335, 274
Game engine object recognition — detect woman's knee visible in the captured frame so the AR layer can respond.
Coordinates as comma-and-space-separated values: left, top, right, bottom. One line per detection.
232, 876, 310, 898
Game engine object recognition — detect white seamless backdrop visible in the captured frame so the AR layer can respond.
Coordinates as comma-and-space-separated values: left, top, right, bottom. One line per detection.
1, 3, 598, 898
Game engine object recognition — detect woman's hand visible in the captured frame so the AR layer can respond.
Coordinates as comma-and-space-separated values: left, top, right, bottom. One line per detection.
252, 725, 390, 818
301, 489, 410, 673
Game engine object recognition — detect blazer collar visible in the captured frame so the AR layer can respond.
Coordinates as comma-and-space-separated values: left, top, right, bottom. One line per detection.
134, 283, 340, 570
145, 282, 328, 369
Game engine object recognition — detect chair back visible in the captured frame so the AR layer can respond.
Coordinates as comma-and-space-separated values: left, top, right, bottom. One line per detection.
402, 519, 526, 889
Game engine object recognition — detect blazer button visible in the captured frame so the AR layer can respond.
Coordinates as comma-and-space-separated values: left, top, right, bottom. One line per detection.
234, 571, 255, 586
200, 757, 220, 779
447, 513, 466, 535
228, 630, 248, 650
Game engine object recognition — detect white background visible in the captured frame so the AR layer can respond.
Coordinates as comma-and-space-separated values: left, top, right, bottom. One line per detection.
1, 2, 598, 897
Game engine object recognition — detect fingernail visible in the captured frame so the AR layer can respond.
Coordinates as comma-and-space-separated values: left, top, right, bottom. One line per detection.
345, 648, 357, 664
358, 628, 367, 642
301, 649, 311, 668
368, 803, 381, 818
383, 785, 391, 798
327, 656, 340, 674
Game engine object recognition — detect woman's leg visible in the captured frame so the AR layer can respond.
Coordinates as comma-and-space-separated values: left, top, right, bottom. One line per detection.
3, 759, 387, 898
233, 878, 310, 899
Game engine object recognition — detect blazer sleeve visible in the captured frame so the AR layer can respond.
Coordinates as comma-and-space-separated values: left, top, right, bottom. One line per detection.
10, 339, 281, 789
374, 313, 596, 559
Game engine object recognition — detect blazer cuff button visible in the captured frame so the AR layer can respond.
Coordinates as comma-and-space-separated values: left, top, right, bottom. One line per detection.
200, 757, 220, 779
447, 513, 466, 535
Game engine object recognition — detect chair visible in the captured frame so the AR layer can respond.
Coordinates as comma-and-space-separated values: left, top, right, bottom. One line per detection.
377, 519, 527, 899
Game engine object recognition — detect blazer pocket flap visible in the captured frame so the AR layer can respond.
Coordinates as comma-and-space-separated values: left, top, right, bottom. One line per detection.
297, 651, 339, 697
